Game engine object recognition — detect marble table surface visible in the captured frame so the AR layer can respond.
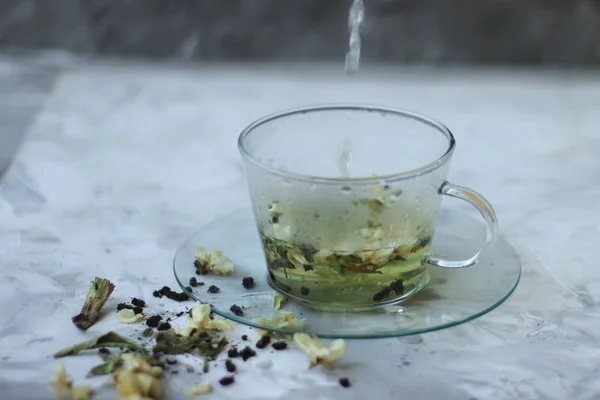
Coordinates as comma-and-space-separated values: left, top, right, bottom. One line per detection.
0, 61, 599, 400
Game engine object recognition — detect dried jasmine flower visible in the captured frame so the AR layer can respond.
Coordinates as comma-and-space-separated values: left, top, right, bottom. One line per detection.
117, 309, 145, 324
256, 335, 271, 349
339, 377, 351, 388
131, 298, 146, 308
229, 304, 244, 317
238, 346, 257, 361
207, 285, 220, 294
271, 341, 288, 351
54, 332, 144, 358
71, 277, 115, 330
114, 353, 163, 400
272, 293, 287, 310
180, 302, 234, 336
146, 315, 163, 328
253, 311, 306, 332
219, 376, 235, 386
186, 381, 212, 397
293, 333, 346, 369
194, 247, 234, 276
225, 359, 237, 373
287, 248, 309, 269
242, 276, 255, 289
50, 364, 93, 400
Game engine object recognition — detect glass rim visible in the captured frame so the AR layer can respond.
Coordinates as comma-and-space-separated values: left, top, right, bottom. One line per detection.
237, 103, 456, 185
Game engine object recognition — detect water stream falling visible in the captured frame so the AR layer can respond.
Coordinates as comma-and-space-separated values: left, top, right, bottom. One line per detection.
344, 0, 365, 74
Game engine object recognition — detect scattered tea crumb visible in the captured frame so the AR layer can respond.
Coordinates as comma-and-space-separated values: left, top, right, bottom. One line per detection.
219, 376, 235, 386
117, 303, 133, 311
189, 277, 198, 287
239, 346, 257, 361
227, 348, 239, 358
166, 358, 178, 365
132, 306, 143, 315
157, 322, 172, 331
389, 279, 404, 294
300, 287, 310, 296
242, 277, 255, 289
189, 328, 197, 337
271, 342, 287, 351
241, 335, 248, 341
186, 365, 195, 373
152, 290, 161, 298
372, 286, 392, 302
185, 286, 193, 293
175, 311, 185, 318
131, 298, 145, 307
225, 359, 237, 373
155, 286, 190, 302
229, 304, 244, 316
208, 285, 220, 294
256, 335, 271, 349
98, 348, 110, 355
339, 377, 351, 388
146, 315, 163, 328
171, 370, 179, 375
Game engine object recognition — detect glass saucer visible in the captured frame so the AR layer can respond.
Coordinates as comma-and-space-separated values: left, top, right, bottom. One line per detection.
173, 208, 520, 339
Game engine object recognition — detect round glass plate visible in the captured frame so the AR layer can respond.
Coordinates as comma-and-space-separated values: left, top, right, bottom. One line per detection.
174, 208, 521, 339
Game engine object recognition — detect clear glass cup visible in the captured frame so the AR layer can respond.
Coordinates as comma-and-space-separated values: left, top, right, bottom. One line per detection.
238, 105, 498, 311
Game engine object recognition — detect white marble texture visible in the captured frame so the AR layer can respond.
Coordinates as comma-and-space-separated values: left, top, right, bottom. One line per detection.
0, 61, 599, 400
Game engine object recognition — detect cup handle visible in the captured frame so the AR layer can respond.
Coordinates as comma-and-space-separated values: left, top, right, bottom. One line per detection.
424, 181, 498, 268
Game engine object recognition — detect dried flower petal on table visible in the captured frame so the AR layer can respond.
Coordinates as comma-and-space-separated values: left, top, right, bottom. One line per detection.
186, 381, 212, 397
115, 353, 163, 400
293, 333, 346, 369
180, 302, 234, 336
117, 309, 145, 324
194, 247, 234, 275
253, 311, 306, 332
50, 364, 93, 400
272, 293, 287, 310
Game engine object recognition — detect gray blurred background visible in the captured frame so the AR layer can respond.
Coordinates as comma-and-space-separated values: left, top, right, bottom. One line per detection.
0, 0, 599, 178
0, 0, 599, 65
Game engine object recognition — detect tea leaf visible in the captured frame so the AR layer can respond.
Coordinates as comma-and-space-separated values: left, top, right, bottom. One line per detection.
87, 355, 123, 377
54, 332, 144, 358
153, 329, 228, 360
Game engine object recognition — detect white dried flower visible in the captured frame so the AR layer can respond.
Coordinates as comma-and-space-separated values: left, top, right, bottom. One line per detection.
181, 302, 234, 336
268, 201, 283, 215
117, 309, 144, 324
293, 333, 346, 369
270, 223, 293, 241
186, 381, 212, 397
50, 364, 93, 400
253, 311, 306, 331
115, 354, 163, 400
272, 293, 287, 310
195, 247, 234, 275
287, 249, 309, 269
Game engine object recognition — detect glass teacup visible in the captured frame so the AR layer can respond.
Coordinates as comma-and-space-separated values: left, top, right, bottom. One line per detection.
238, 105, 497, 311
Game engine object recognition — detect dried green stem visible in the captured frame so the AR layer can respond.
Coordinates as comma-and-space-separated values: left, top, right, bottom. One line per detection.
71, 277, 115, 330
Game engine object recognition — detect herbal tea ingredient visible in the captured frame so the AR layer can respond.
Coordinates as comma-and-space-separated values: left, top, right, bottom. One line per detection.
186, 381, 212, 397
50, 364, 93, 400
252, 311, 306, 332
116, 309, 145, 324
71, 277, 115, 330
194, 247, 234, 275
293, 333, 347, 369
272, 293, 287, 310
